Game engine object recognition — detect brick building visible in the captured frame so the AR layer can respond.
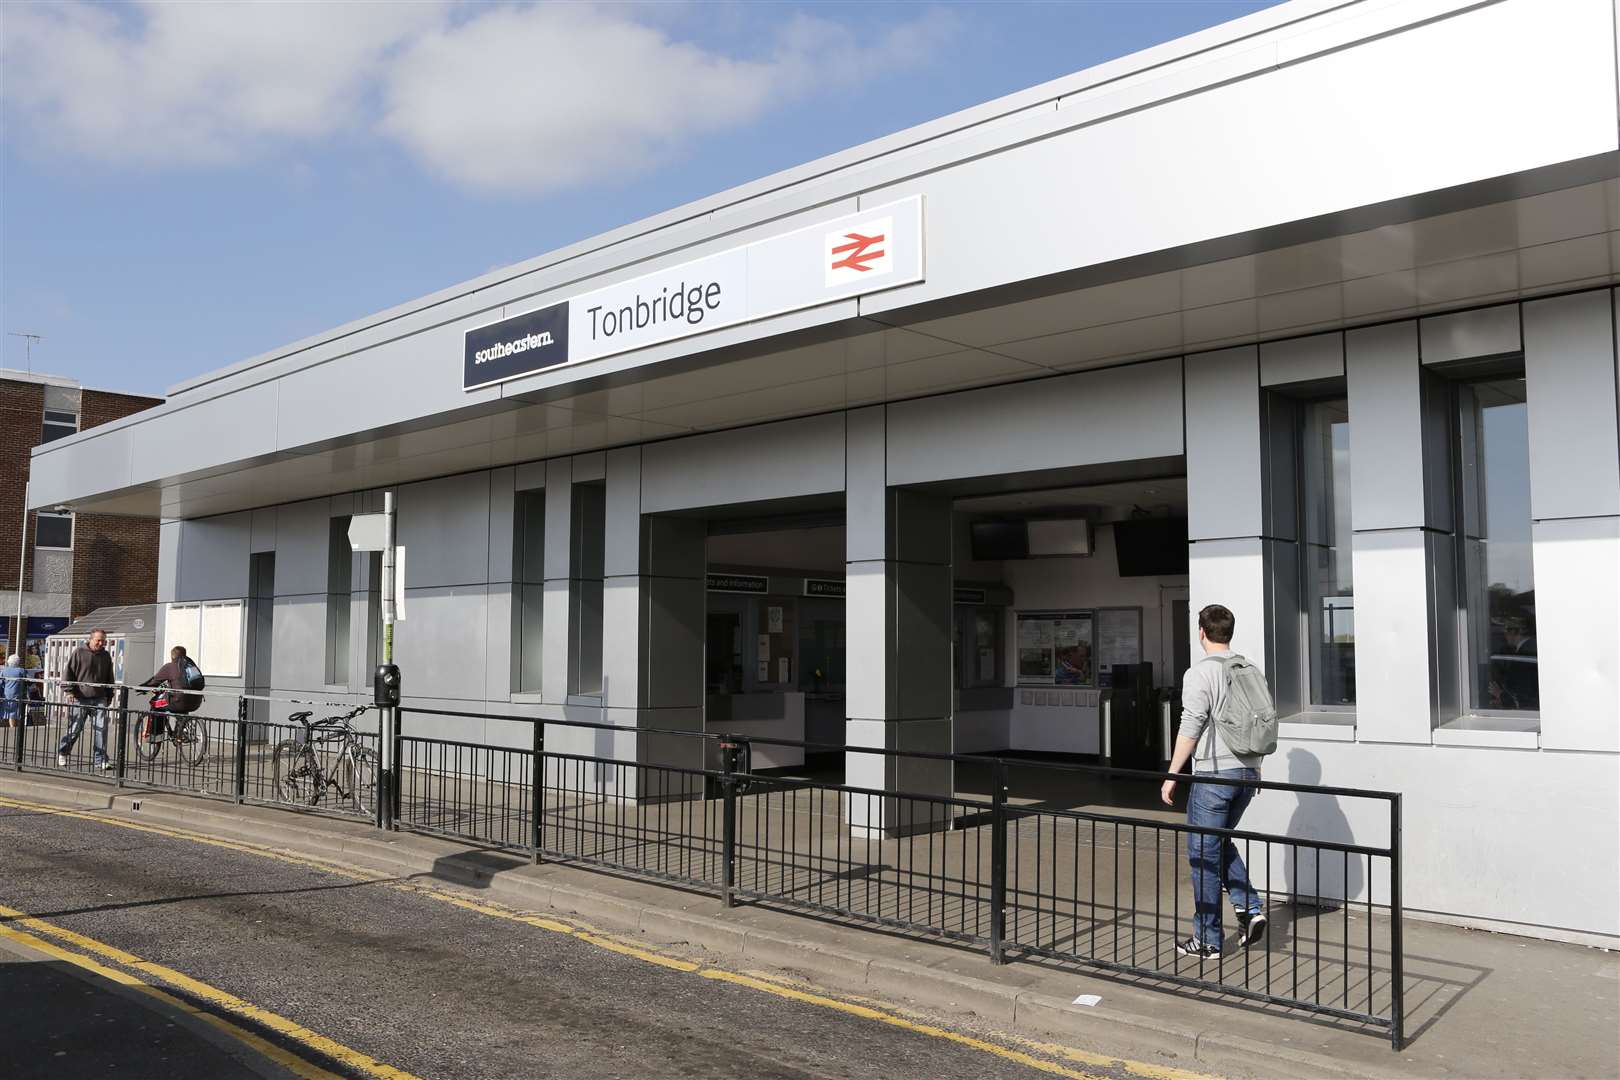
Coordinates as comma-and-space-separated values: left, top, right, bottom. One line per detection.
0, 370, 163, 660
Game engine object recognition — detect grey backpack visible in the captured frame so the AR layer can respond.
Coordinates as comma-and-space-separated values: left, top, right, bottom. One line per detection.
1210, 654, 1278, 757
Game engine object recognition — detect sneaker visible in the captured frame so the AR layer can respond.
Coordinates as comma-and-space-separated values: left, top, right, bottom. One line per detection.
1238, 912, 1268, 949
96, 761, 113, 772
1175, 937, 1221, 959
57, 753, 69, 767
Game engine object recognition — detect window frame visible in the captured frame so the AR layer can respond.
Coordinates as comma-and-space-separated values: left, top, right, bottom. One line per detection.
1444, 369, 1540, 723
34, 511, 75, 551
1295, 395, 1356, 712
40, 409, 78, 445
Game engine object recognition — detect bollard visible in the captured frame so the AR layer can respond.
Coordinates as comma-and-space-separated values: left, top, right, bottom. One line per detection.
720, 739, 745, 909
530, 721, 544, 864
234, 696, 249, 804
113, 687, 129, 787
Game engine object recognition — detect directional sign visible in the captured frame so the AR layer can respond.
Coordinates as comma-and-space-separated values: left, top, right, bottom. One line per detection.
348, 513, 389, 552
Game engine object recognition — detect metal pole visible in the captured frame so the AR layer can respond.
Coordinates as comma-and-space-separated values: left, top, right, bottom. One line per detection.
531, 720, 544, 864
1389, 794, 1405, 1051
234, 695, 248, 804
14, 480, 28, 660
378, 490, 397, 831
989, 756, 1008, 964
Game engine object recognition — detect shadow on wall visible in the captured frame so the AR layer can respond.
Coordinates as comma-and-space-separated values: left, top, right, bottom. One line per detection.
1284, 748, 1366, 907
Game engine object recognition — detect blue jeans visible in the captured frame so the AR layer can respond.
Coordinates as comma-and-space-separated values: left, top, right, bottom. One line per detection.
1186, 767, 1262, 948
58, 701, 109, 766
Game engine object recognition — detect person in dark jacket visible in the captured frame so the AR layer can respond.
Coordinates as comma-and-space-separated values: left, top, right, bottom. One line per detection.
58, 629, 115, 769
139, 645, 203, 739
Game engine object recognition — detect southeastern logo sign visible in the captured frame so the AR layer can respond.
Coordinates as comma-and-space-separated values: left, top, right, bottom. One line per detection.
463, 302, 569, 390
464, 196, 923, 391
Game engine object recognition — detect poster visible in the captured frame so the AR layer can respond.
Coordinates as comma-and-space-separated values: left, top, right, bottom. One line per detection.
1015, 610, 1095, 686
1096, 607, 1142, 687
768, 606, 784, 633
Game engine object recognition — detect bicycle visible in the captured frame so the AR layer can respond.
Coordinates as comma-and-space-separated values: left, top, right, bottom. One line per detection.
271, 705, 376, 813
131, 698, 208, 767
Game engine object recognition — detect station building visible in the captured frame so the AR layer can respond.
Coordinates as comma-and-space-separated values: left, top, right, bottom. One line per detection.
30, 0, 1619, 947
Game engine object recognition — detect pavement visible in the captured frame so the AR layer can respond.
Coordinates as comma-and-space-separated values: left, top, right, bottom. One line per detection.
3, 770, 1616, 1080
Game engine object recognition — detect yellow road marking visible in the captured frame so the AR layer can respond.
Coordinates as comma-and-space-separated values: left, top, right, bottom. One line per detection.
0, 919, 344, 1080
0, 901, 421, 1080
0, 794, 1214, 1079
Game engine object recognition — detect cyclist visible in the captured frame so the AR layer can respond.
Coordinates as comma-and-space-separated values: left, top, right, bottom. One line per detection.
138, 645, 206, 740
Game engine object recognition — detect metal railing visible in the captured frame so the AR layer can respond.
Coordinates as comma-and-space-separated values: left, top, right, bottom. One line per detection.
3, 691, 1404, 1049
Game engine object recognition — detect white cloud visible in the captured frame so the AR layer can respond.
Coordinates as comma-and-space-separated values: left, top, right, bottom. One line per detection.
0, 1, 956, 196
1, 1, 443, 166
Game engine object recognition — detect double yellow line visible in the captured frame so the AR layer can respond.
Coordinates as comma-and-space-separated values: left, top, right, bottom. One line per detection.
0, 795, 1210, 1080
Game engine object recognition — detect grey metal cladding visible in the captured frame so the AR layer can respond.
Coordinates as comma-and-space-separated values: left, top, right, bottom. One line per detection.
396, 473, 494, 589
603, 447, 642, 578
892, 561, 952, 720
1420, 303, 1521, 366
884, 357, 1183, 488
175, 513, 251, 601
639, 412, 846, 514
271, 499, 337, 597
1523, 290, 1620, 520
1346, 320, 1426, 532
643, 576, 706, 709
845, 406, 887, 563
130, 383, 278, 489
392, 586, 490, 700
1260, 332, 1344, 387
1185, 347, 1262, 541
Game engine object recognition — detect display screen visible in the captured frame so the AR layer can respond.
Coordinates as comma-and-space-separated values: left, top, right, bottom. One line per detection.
1113, 518, 1189, 577
970, 521, 1029, 561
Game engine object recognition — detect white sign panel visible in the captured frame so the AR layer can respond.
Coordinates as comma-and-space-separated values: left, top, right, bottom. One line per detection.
464, 196, 924, 390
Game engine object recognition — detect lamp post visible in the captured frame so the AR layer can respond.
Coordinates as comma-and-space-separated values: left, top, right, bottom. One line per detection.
14, 480, 27, 659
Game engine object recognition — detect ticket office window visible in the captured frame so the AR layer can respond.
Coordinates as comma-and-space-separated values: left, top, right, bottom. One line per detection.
955, 604, 1004, 689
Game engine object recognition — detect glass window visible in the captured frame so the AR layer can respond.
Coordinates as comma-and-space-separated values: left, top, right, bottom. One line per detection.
325, 516, 353, 686
35, 512, 73, 550
569, 484, 605, 697
1300, 399, 1354, 706
40, 410, 78, 444
1457, 378, 1537, 712
512, 489, 546, 693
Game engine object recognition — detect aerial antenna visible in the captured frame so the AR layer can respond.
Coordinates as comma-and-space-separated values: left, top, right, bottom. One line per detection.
7, 332, 42, 375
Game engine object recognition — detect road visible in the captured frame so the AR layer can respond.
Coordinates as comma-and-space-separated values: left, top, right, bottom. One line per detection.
0, 801, 1190, 1080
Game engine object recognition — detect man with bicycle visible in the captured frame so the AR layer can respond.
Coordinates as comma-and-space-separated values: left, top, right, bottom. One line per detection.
139, 645, 205, 741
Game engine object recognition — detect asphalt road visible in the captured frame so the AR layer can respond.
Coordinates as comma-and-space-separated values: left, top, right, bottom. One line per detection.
0, 803, 1146, 1080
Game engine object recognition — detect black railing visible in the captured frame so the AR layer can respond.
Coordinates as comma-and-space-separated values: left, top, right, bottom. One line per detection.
6, 693, 1404, 1049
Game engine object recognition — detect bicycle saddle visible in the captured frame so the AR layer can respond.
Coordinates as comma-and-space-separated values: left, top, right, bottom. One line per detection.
288, 710, 313, 723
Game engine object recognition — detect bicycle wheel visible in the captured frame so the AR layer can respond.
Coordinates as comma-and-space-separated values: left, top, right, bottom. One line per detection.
272, 740, 320, 805
175, 716, 209, 768
132, 715, 162, 763
341, 746, 378, 815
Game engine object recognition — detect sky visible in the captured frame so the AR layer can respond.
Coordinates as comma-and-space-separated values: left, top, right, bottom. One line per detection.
1, 0, 1276, 396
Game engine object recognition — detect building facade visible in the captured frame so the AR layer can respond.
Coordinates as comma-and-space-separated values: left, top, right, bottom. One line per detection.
1, 370, 163, 661
28, 0, 1620, 947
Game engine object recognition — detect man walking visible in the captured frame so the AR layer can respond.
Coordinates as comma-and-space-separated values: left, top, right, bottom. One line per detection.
58, 628, 115, 770
1161, 604, 1271, 958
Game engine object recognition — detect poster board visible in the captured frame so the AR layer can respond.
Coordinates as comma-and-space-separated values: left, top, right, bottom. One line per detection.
1096, 606, 1143, 688
1015, 610, 1095, 687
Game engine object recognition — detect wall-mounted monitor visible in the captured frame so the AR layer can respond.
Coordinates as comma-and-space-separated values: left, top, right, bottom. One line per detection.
1026, 518, 1093, 558
969, 520, 1028, 561
1113, 517, 1189, 577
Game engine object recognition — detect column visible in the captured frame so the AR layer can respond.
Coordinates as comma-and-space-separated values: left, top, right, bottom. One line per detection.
845, 406, 954, 837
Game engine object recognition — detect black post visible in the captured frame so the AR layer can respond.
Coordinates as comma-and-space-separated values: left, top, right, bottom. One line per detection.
720, 739, 742, 909
389, 708, 402, 829
531, 721, 545, 863
234, 696, 249, 804
1389, 794, 1405, 1051
113, 687, 129, 787
989, 756, 1008, 964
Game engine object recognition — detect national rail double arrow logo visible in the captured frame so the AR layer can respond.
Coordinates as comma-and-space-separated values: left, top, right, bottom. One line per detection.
825, 214, 895, 287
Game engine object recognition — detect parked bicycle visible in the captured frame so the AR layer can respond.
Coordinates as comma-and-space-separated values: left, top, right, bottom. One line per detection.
132, 700, 208, 767
271, 705, 376, 813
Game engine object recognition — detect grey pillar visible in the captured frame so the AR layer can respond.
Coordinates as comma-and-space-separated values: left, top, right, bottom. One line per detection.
845, 406, 954, 837
600, 446, 707, 799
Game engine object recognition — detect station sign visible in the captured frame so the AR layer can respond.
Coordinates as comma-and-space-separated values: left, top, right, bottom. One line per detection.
953, 588, 988, 605
464, 196, 924, 391
706, 573, 768, 595
803, 578, 845, 598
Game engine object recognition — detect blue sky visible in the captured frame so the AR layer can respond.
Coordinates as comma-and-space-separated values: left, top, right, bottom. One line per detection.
1, 1, 1274, 396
